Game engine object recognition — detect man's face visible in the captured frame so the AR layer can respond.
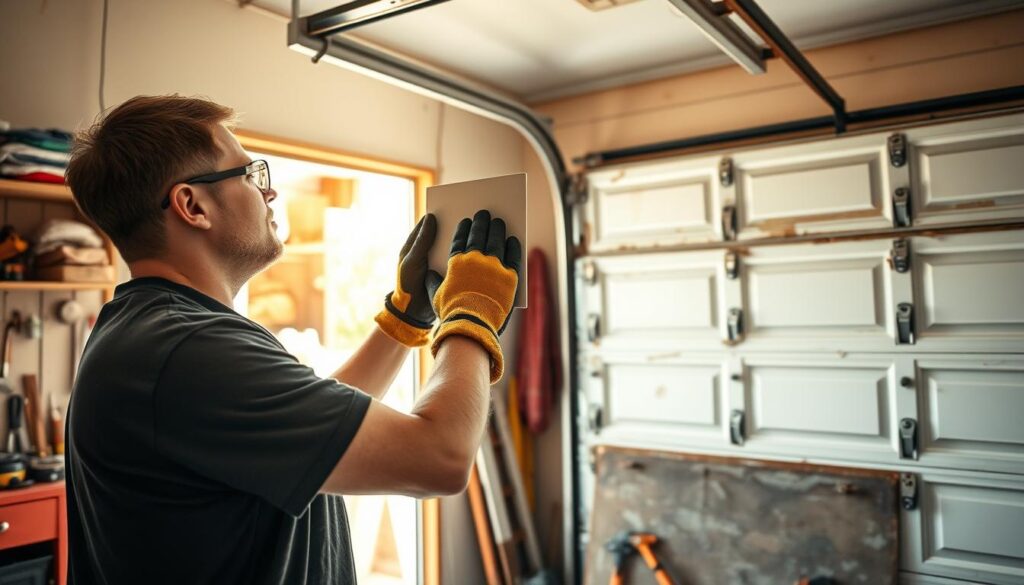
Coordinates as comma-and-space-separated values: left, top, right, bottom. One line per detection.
207, 124, 283, 274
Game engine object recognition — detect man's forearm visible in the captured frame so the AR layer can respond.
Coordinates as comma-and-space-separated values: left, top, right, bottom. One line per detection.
330, 326, 411, 400
410, 335, 491, 471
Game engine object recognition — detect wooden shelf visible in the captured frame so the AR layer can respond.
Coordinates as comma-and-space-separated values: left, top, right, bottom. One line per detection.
0, 178, 73, 202
0, 281, 114, 292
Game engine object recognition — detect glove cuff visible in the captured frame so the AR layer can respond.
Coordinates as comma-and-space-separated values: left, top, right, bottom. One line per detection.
375, 293, 433, 348
431, 314, 503, 384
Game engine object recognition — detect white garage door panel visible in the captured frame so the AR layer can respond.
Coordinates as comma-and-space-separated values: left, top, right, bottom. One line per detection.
598, 180, 711, 238
913, 231, 1024, 351
741, 240, 900, 351
581, 251, 730, 351
604, 270, 715, 331
590, 355, 731, 449
742, 357, 898, 462
606, 363, 718, 426
909, 113, 1024, 225
917, 357, 1024, 475
749, 260, 884, 328
585, 155, 722, 251
903, 473, 1024, 585
742, 157, 881, 220
734, 133, 892, 238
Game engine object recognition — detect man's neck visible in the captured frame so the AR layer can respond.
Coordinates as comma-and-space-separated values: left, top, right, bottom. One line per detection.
127, 258, 238, 307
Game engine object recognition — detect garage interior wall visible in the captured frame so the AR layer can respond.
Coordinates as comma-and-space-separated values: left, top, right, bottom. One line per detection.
534, 9, 1024, 169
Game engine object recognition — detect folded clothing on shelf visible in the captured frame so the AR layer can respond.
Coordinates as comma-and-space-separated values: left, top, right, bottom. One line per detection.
34, 219, 104, 255
0, 127, 72, 183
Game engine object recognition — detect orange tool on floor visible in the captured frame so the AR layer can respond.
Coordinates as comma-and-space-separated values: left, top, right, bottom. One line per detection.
605, 531, 676, 585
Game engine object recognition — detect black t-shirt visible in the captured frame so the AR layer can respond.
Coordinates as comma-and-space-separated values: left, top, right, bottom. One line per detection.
66, 277, 372, 585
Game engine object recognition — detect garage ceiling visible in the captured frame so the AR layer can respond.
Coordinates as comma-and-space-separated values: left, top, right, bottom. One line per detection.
255, 0, 1024, 103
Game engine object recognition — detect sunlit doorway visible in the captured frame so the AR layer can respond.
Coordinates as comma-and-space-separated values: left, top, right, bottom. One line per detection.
233, 140, 426, 585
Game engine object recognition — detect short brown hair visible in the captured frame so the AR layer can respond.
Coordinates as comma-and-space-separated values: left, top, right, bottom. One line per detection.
66, 95, 237, 262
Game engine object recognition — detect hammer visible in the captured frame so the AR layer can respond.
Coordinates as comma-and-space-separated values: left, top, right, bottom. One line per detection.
605, 531, 676, 585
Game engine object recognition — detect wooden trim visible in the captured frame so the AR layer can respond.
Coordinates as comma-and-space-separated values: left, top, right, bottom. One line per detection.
234, 129, 434, 185
0, 282, 113, 292
0, 179, 72, 202
235, 128, 440, 585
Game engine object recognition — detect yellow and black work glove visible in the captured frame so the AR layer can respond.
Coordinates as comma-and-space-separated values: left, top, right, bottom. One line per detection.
426, 210, 521, 384
374, 214, 439, 347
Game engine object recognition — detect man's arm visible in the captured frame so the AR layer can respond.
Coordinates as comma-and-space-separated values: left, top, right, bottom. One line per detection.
320, 210, 520, 497
321, 335, 489, 496
329, 326, 410, 401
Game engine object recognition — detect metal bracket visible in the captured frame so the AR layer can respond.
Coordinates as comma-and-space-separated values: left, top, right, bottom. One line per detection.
719, 157, 734, 187
896, 303, 915, 345
888, 133, 907, 168
581, 259, 598, 286
730, 409, 746, 446
727, 308, 744, 343
566, 173, 589, 207
587, 404, 604, 433
586, 313, 601, 343
891, 239, 910, 273
893, 188, 911, 228
725, 251, 740, 280
722, 205, 737, 241
899, 418, 918, 460
900, 473, 918, 510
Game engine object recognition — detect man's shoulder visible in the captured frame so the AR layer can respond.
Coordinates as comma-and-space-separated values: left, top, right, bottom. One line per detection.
103, 283, 278, 350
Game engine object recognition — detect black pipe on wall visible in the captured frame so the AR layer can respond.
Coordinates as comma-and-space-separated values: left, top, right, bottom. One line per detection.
576, 85, 1024, 168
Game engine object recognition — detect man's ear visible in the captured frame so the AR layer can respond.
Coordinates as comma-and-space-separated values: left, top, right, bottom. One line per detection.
166, 184, 213, 230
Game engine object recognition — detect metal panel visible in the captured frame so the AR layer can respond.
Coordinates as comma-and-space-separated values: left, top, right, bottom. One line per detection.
740, 239, 910, 352
916, 356, 1024, 475
588, 353, 730, 449
586, 447, 900, 585
912, 230, 1024, 352
578, 250, 734, 351
741, 355, 902, 464
902, 472, 1024, 585
733, 132, 892, 238
908, 113, 1024, 226
584, 155, 722, 252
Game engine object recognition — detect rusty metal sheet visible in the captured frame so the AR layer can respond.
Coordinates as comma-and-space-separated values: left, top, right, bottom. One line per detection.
585, 446, 899, 585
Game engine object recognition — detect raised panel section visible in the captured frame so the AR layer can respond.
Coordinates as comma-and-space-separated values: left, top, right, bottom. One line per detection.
594, 355, 729, 449
909, 113, 1024, 225
742, 356, 898, 463
903, 473, 1024, 585
733, 133, 892, 238
583, 251, 727, 351
597, 180, 711, 239
913, 231, 1024, 351
917, 357, 1024, 475
741, 239, 898, 351
586, 156, 721, 251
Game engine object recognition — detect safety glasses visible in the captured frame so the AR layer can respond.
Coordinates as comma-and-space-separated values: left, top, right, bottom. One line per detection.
161, 159, 270, 209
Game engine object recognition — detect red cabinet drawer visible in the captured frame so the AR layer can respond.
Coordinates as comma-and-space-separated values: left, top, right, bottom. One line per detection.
0, 497, 58, 549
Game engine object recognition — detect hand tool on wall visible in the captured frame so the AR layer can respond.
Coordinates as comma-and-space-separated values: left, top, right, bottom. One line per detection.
5, 394, 25, 454
57, 299, 85, 386
22, 374, 49, 457
605, 531, 677, 585
0, 311, 22, 397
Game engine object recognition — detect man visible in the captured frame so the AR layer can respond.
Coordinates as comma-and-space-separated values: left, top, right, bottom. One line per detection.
63, 94, 520, 584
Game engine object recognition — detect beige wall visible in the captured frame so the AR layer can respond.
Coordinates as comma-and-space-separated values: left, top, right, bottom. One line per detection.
535, 9, 1024, 170
0, 1, 531, 583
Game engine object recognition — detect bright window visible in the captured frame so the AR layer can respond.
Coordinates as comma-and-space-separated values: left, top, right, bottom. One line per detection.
233, 133, 436, 585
